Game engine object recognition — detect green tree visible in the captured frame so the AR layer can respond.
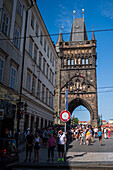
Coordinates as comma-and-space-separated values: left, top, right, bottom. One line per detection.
74, 117, 79, 124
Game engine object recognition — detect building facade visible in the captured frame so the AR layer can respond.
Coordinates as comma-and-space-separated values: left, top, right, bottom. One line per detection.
19, 1, 57, 133
55, 11, 98, 127
0, 0, 57, 136
0, 0, 32, 136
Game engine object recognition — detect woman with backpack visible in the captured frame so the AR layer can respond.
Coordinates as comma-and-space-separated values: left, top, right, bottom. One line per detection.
98, 128, 102, 145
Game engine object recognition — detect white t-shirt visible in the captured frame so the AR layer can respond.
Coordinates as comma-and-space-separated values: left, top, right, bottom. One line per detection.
94, 128, 98, 133
58, 133, 65, 145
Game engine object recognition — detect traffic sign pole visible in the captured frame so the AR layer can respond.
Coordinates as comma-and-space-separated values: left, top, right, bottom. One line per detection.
60, 110, 71, 162
65, 88, 68, 161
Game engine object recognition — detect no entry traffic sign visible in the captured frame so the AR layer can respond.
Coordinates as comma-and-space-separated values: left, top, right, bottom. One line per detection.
60, 110, 71, 122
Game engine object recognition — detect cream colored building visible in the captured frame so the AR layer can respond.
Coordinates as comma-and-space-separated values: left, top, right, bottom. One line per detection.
20, 0, 57, 132
0, 0, 58, 135
109, 119, 113, 124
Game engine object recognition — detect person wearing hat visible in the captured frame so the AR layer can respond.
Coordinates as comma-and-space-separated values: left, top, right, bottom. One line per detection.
25, 130, 34, 162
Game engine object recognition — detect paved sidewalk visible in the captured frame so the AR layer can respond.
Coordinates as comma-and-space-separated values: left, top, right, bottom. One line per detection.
18, 145, 113, 163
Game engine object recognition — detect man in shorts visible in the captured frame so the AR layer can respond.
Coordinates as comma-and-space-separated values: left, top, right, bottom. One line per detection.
57, 129, 66, 162
25, 130, 34, 161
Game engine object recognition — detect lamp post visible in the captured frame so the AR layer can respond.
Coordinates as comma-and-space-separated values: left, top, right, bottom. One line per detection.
16, 2, 34, 157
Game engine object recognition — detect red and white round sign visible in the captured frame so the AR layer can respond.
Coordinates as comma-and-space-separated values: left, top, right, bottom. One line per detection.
60, 110, 71, 122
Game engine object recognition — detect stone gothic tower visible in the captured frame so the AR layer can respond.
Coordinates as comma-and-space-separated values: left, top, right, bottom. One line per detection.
55, 12, 98, 127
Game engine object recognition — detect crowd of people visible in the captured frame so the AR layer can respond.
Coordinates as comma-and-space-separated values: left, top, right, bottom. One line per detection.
22, 124, 109, 162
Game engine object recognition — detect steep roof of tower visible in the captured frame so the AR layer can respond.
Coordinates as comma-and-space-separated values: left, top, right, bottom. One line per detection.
56, 32, 63, 44
92, 30, 95, 40
69, 18, 88, 42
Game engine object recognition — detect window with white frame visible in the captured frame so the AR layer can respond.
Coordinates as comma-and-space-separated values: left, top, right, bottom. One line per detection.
43, 58, 46, 74
46, 64, 49, 78
39, 52, 42, 69
40, 31, 43, 45
37, 80, 41, 99
47, 46, 49, 57
26, 72, 31, 92
31, 13, 34, 29
2, 11, 10, 36
29, 38, 33, 57
35, 22, 39, 36
32, 76, 36, 95
52, 56, 54, 66
52, 94, 54, 108
10, 67, 16, 89
50, 52, 52, 63
42, 84, 45, 102
14, 26, 20, 49
0, 57, 4, 82
17, 0, 22, 16
50, 69, 52, 82
44, 39, 46, 52
34, 45, 37, 62
49, 92, 51, 106
46, 88, 48, 104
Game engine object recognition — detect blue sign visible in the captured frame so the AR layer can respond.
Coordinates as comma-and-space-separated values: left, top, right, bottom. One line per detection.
65, 89, 68, 110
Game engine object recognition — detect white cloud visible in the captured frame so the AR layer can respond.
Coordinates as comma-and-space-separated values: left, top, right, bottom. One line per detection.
100, 1, 113, 19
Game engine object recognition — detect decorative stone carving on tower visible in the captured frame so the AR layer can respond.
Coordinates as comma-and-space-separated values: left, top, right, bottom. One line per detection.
55, 10, 98, 127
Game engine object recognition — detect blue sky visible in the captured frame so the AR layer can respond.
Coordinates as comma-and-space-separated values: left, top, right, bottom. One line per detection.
36, 0, 113, 122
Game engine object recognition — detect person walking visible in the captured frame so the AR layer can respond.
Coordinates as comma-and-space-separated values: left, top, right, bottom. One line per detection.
25, 130, 34, 162
108, 127, 111, 138
103, 127, 107, 139
34, 132, 41, 162
47, 133, 56, 161
85, 129, 91, 145
98, 128, 102, 145
57, 129, 66, 162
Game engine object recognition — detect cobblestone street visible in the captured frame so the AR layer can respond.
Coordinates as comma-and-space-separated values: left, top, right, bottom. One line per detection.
4, 138, 113, 170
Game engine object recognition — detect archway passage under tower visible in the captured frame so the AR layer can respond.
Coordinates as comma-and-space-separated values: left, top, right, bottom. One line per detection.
68, 98, 95, 126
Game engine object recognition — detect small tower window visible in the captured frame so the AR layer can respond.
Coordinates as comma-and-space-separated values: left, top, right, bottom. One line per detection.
71, 59, 74, 65
86, 59, 88, 65
68, 59, 70, 65
82, 59, 85, 65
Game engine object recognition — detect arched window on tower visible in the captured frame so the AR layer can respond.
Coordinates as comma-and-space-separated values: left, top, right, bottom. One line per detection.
68, 59, 70, 65
71, 59, 74, 65
82, 59, 85, 65
86, 59, 89, 65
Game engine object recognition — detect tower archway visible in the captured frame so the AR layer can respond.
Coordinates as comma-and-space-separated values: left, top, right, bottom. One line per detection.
68, 98, 94, 125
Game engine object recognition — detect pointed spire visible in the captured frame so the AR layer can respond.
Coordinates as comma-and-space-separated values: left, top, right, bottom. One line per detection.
56, 26, 63, 44
92, 25, 95, 40
82, 9, 84, 21
73, 10, 76, 20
